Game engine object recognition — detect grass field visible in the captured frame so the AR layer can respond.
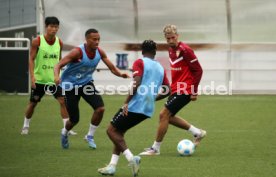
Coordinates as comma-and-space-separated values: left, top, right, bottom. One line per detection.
0, 95, 275, 177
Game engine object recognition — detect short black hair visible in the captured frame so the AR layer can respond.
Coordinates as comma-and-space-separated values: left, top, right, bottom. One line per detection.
142, 40, 157, 55
85, 28, 99, 37
45, 16, 59, 26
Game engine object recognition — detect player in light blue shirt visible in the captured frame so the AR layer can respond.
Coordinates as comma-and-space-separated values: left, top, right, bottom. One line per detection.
54, 29, 129, 149
98, 40, 170, 176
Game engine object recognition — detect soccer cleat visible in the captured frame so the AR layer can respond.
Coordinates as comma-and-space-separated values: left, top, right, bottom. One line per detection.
68, 130, 77, 136
21, 127, 29, 135
61, 134, 69, 149
129, 156, 141, 177
84, 135, 97, 149
98, 164, 116, 176
193, 129, 207, 146
139, 147, 160, 156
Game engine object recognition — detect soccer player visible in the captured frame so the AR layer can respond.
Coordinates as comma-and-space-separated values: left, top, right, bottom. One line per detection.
54, 28, 129, 149
97, 40, 170, 176
140, 24, 206, 156
21, 16, 77, 136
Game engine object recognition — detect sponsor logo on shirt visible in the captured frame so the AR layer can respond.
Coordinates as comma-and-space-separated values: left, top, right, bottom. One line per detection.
42, 65, 54, 70
43, 53, 58, 59
171, 67, 182, 71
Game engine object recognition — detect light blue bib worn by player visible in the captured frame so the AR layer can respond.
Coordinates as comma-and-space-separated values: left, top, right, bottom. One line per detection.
61, 44, 101, 89
128, 57, 164, 117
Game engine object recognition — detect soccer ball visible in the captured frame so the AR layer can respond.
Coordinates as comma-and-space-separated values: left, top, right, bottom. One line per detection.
177, 139, 195, 156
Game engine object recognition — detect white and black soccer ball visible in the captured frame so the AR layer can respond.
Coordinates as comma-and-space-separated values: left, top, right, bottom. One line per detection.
177, 139, 195, 156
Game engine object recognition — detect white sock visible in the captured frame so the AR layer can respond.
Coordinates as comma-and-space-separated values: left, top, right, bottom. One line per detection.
63, 118, 69, 128
152, 141, 161, 151
23, 117, 31, 128
109, 154, 120, 165
188, 125, 201, 136
61, 128, 69, 136
123, 149, 133, 162
87, 124, 98, 136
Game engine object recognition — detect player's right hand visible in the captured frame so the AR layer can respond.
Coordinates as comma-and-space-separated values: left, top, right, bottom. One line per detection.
190, 95, 197, 101
122, 103, 128, 116
31, 77, 36, 89
121, 73, 130, 78
54, 77, 61, 85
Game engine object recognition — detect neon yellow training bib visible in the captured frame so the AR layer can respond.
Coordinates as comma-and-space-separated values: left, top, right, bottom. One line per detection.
34, 35, 60, 85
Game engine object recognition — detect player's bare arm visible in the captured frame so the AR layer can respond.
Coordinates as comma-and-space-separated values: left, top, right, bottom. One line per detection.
190, 95, 198, 101
100, 49, 130, 78
59, 39, 63, 60
29, 38, 39, 89
188, 58, 202, 101
54, 48, 81, 85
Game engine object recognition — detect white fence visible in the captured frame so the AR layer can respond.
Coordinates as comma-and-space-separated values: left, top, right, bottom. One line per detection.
87, 43, 276, 95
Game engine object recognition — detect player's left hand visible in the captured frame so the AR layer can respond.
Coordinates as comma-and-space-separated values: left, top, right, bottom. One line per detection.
122, 103, 128, 116
121, 73, 130, 78
190, 95, 198, 101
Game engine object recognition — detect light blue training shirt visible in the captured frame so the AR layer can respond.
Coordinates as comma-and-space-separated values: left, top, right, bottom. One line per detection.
128, 57, 165, 117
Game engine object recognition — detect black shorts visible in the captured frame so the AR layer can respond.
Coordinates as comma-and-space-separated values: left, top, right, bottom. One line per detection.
111, 109, 149, 132
64, 81, 104, 124
30, 83, 63, 102
165, 93, 191, 116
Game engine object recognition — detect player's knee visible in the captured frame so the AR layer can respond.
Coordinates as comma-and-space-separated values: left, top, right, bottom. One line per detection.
29, 102, 38, 108
57, 97, 66, 105
159, 111, 167, 120
106, 124, 115, 136
106, 126, 113, 137
106, 127, 111, 136
159, 109, 170, 123
95, 106, 105, 114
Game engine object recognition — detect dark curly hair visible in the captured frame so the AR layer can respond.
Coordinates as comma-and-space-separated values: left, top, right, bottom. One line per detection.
85, 28, 99, 37
142, 40, 157, 55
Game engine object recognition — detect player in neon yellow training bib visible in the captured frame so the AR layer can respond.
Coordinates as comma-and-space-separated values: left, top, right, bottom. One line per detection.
21, 16, 76, 136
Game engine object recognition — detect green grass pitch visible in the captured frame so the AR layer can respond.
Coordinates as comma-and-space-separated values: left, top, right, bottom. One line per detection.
0, 95, 275, 177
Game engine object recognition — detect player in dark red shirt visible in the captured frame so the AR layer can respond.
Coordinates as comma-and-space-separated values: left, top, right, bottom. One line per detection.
140, 24, 206, 155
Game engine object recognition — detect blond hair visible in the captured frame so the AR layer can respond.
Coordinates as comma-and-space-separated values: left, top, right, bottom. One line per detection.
163, 24, 178, 35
